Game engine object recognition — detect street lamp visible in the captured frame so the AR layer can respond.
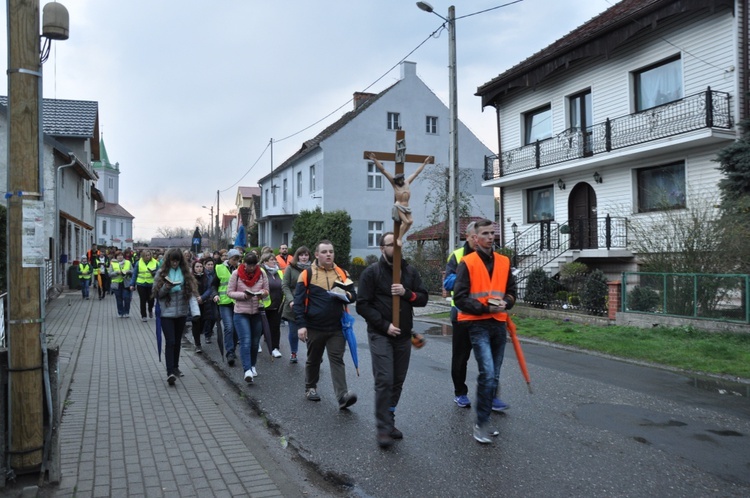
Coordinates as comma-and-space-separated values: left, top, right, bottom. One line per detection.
417, 2, 459, 254
202, 205, 214, 250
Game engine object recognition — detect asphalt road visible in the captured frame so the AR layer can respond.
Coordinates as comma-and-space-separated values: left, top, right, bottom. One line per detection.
192, 309, 750, 498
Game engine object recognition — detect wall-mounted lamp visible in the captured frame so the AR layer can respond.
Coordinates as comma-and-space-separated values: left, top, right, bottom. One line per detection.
593, 171, 603, 184
557, 178, 566, 190
511, 222, 518, 235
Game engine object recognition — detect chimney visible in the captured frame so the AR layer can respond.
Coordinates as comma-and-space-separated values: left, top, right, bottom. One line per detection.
353, 92, 376, 110
400, 61, 416, 80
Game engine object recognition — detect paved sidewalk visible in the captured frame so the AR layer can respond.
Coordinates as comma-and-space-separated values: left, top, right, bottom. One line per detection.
42, 290, 294, 498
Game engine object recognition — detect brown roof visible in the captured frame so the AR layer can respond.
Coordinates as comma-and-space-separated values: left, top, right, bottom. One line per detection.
407, 217, 500, 242
476, 0, 729, 106
96, 203, 134, 219
238, 186, 260, 198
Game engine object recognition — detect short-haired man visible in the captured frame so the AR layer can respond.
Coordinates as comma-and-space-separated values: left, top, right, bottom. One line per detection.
213, 248, 242, 365
275, 244, 291, 270
357, 232, 428, 447
294, 240, 358, 409
453, 219, 517, 444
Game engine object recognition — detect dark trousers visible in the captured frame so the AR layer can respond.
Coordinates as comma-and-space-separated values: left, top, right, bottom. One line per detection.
305, 328, 348, 400
161, 316, 186, 376
368, 332, 411, 435
450, 306, 473, 396
136, 284, 155, 318
191, 316, 203, 347
265, 308, 282, 350
97, 274, 110, 298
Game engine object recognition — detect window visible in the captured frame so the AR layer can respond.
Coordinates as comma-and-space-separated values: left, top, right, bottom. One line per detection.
297, 171, 302, 197
272, 184, 277, 206
108, 178, 113, 189
526, 186, 555, 222
264, 188, 269, 209
368, 221, 384, 247
120, 222, 124, 235
634, 56, 682, 111
426, 116, 438, 134
637, 162, 686, 212
568, 90, 592, 132
283, 179, 288, 202
102, 220, 107, 235
367, 162, 383, 190
309, 165, 316, 192
524, 105, 552, 144
76, 179, 81, 199
387, 112, 400, 130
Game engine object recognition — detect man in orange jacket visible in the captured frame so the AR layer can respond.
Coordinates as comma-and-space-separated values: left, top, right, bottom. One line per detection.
453, 218, 517, 444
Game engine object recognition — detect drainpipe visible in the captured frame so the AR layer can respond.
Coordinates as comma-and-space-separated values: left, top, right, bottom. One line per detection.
54, 153, 77, 285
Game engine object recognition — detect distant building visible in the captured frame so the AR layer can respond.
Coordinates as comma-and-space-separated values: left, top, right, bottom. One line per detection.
92, 138, 135, 250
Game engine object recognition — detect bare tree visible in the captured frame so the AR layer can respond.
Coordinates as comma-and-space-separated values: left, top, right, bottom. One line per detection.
155, 226, 192, 238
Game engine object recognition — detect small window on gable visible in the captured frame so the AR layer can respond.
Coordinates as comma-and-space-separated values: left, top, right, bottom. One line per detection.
387, 112, 400, 130
426, 116, 438, 134
524, 105, 552, 145
634, 56, 683, 111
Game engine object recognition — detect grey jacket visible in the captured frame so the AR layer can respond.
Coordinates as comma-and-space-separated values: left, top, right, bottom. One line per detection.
157, 286, 191, 318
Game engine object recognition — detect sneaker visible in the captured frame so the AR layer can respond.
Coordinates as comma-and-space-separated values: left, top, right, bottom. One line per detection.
195, 346, 202, 354
148, 310, 153, 318
390, 426, 403, 440
306, 388, 321, 401
290, 353, 298, 364
167, 374, 176, 386
338, 391, 358, 410
258, 344, 263, 353
492, 398, 510, 412
227, 352, 236, 367
141, 317, 147, 322
473, 424, 499, 444
250, 367, 258, 377
205, 336, 212, 344
272, 348, 282, 358
454, 395, 471, 408
244, 369, 254, 383
174, 367, 184, 377
123, 314, 129, 318
377, 433, 394, 448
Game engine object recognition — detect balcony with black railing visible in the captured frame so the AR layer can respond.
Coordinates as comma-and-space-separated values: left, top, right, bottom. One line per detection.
484, 88, 732, 180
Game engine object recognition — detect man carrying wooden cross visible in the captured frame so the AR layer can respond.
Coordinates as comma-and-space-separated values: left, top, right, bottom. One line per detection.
368, 152, 432, 247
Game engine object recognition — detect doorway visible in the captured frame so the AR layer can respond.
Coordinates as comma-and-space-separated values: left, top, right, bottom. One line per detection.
568, 183, 598, 249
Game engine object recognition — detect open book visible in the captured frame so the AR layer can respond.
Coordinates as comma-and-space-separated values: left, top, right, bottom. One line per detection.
327, 286, 350, 303
244, 289, 264, 297
333, 278, 354, 289
488, 298, 506, 307
165, 277, 181, 286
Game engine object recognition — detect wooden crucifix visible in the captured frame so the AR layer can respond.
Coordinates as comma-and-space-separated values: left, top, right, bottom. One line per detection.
364, 129, 434, 327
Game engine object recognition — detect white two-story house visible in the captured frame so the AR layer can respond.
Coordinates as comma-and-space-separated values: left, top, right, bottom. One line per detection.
257, 61, 495, 260
476, 0, 744, 281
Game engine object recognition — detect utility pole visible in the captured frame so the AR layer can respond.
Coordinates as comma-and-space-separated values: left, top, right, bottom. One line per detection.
7, 0, 44, 471
216, 190, 220, 249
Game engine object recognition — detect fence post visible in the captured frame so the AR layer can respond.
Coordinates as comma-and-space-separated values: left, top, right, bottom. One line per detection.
605, 118, 612, 152
535, 140, 541, 169
605, 214, 612, 250
705, 86, 714, 128
608, 280, 621, 321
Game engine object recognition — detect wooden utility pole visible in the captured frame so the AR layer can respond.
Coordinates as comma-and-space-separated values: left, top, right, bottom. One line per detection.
7, 0, 45, 471
364, 129, 433, 327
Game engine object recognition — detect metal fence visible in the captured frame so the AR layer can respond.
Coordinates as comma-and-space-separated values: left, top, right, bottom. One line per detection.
622, 272, 750, 324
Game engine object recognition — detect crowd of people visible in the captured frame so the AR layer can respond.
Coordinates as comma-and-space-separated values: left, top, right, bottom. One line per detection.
76, 220, 517, 446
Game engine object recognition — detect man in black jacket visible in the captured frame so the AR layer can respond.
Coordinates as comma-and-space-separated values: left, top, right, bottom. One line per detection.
357, 232, 429, 448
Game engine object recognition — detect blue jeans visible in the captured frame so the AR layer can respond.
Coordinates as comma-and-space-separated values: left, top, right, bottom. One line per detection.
467, 320, 507, 426
233, 313, 262, 372
219, 305, 235, 357
80, 278, 90, 298
113, 283, 132, 316
286, 320, 299, 354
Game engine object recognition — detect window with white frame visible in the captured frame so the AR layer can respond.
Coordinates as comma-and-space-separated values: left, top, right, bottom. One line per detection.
368, 221, 384, 247
426, 116, 438, 134
108, 178, 113, 189
297, 171, 302, 197
272, 184, 277, 206
636, 162, 686, 212
634, 56, 682, 111
102, 220, 107, 235
524, 105, 552, 144
387, 112, 400, 130
283, 178, 288, 202
526, 186, 555, 222
265, 188, 269, 209
367, 162, 383, 190
309, 165, 316, 192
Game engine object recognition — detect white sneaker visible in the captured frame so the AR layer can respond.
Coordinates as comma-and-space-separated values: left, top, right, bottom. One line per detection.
272, 348, 282, 358
250, 366, 258, 377
244, 369, 254, 383
258, 344, 263, 353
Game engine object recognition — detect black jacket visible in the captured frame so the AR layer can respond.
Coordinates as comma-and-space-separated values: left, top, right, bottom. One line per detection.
356, 256, 429, 339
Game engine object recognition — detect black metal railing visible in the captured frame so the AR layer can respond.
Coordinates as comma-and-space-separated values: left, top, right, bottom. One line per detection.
484, 88, 732, 180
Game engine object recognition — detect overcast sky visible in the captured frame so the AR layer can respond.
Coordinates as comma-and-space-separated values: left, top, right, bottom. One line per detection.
1, 0, 613, 240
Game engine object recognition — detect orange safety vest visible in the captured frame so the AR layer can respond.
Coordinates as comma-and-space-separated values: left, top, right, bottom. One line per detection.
276, 253, 290, 270
457, 251, 510, 323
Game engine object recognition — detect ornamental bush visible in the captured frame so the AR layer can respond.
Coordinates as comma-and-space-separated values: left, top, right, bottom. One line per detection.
581, 269, 608, 315
524, 268, 554, 308
627, 285, 661, 312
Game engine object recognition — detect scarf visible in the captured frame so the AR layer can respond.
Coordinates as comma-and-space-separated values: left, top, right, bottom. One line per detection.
296, 261, 311, 271
168, 268, 183, 293
238, 264, 261, 288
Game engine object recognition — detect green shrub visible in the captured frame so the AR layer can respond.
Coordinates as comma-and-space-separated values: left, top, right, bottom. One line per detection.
568, 294, 581, 306
560, 261, 589, 295
555, 290, 569, 302
581, 269, 608, 315
524, 268, 554, 308
627, 285, 661, 312
351, 256, 365, 266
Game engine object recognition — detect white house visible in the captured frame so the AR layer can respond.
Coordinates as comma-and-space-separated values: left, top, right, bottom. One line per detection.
92, 138, 135, 250
0, 97, 105, 289
476, 0, 744, 280
257, 61, 495, 261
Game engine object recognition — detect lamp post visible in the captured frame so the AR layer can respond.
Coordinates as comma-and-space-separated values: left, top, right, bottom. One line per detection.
202, 205, 213, 250
417, 2, 459, 254
511, 222, 518, 268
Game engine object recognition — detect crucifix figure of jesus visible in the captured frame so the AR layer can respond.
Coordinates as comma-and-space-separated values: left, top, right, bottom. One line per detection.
364, 129, 434, 327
